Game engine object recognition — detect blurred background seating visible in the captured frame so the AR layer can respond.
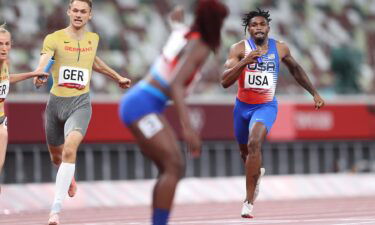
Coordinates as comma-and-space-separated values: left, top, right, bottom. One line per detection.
0, 0, 373, 96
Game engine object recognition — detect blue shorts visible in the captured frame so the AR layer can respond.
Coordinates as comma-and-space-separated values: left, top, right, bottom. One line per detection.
118, 81, 168, 126
233, 98, 278, 144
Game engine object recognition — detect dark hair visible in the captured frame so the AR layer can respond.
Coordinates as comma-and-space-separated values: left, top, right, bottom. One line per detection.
242, 8, 271, 35
188, 0, 229, 51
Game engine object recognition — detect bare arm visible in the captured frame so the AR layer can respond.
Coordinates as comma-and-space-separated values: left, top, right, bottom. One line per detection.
169, 39, 211, 157
221, 41, 262, 88
33, 53, 53, 87
10, 71, 48, 84
93, 56, 131, 89
280, 42, 325, 109
35, 53, 53, 72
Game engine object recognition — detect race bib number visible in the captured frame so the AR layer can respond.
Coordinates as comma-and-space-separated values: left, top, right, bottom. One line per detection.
138, 114, 164, 139
58, 66, 89, 89
0, 80, 10, 99
244, 71, 273, 89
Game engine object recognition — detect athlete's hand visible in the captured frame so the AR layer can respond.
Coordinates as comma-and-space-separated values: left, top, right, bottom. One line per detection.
118, 77, 131, 89
31, 71, 49, 78
243, 49, 262, 65
313, 94, 325, 109
183, 127, 201, 158
33, 70, 49, 88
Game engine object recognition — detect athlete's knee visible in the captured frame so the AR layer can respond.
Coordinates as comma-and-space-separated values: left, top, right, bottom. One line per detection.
48, 146, 63, 165
247, 138, 262, 157
50, 153, 62, 165
240, 151, 248, 162
239, 147, 248, 162
62, 146, 77, 162
164, 154, 185, 179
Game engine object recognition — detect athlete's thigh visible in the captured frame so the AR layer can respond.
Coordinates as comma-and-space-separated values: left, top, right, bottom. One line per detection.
0, 123, 8, 156
64, 130, 84, 151
128, 113, 182, 168
233, 101, 251, 145
249, 103, 278, 135
45, 106, 65, 146
47, 144, 64, 155
64, 105, 92, 138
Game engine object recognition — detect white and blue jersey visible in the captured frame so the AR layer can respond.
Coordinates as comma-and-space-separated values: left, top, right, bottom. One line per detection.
237, 38, 279, 104
233, 38, 280, 144
119, 29, 202, 126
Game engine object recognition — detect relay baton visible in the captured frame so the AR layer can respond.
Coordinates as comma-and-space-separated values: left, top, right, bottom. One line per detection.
248, 39, 263, 64
37, 57, 54, 88
44, 57, 55, 73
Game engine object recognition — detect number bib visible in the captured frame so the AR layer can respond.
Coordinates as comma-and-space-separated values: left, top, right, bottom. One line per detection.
58, 66, 89, 89
244, 71, 273, 89
0, 80, 10, 99
138, 114, 164, 139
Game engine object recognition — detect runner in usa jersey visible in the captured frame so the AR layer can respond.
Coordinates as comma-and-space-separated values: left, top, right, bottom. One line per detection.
221, 8, 325, 219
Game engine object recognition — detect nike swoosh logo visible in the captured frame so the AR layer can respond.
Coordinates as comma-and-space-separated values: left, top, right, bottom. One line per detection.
64, 41, 70, 43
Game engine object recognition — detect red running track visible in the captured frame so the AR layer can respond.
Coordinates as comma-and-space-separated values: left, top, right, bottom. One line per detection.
1, 197, 375, 225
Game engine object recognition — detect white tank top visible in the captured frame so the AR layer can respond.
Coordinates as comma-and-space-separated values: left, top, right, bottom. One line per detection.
149, 28, 202, 93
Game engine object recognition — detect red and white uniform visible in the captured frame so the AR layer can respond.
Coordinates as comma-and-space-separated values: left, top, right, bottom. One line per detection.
150, 28, 202, 95
237, 38, 279, 104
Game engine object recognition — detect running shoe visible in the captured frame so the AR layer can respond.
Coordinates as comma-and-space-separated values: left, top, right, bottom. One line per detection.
48, 213, 59, 225
241, 200, 254, 218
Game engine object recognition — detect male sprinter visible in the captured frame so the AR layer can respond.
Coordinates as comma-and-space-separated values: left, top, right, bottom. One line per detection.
33, 1, 131, 224
221, 8, 325, 218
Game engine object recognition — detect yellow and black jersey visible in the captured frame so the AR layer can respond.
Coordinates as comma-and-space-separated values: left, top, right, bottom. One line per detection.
41, 29, 99, 97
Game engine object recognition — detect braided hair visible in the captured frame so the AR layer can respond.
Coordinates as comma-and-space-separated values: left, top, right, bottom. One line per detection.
242, 8, 271, 35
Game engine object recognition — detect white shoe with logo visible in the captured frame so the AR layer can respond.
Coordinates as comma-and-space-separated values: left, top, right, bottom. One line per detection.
241, 167, 265, 218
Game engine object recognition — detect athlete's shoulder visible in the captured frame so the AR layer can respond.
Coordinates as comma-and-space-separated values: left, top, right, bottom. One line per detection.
274, 39, 290, 58
237, 39, 247, 48
86, 31, 99, 41
230, 40, 246, 53
43, 29, 65, 43
275, 39, 288, 48
225, 40, 246, 60
48, 29, 66, 38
